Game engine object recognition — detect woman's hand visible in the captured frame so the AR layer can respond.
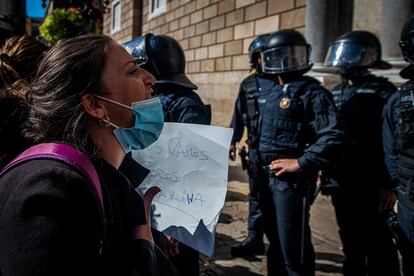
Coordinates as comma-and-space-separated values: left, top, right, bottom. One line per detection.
159, 234, 180, 257
378, 188, 397, 212
132, 186, 161, 242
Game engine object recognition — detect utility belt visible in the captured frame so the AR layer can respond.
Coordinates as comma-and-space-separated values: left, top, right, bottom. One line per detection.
259, 151, 302, 163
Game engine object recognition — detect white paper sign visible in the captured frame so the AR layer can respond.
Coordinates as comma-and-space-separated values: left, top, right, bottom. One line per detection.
133, 122, 233, 256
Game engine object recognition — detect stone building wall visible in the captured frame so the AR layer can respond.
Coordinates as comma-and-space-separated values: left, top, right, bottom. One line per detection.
138, 0, 306, 126
103, 0, 142, 43
103, 0, 412, 127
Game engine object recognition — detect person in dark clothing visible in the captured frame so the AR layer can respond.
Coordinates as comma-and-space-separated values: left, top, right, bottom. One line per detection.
0, 35, 178, 276
123, 33, 211, 125
324, 30, 400, 276
253, 29, 346, 276
383, 16, 414, 276
0, 35, 48, 91
123, 33, 211, 276
0, 35, 48, 167
229, 33, 271, 257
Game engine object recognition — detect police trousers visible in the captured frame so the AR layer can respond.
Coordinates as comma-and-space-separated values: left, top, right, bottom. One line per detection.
331, 188, 400, 276
398, 193, 414, 276
258, 153, 315, 276
247, 149, 264, 240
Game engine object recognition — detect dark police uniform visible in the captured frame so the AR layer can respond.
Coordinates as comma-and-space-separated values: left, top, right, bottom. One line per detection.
330, 74, 400, 276
158, 84, 211, 125
383, 80, 414, 276
256, 75, 346, 276
230, 73, 275, 247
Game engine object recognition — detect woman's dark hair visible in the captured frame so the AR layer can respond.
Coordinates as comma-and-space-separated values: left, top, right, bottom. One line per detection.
0, 35, 48, 94
0, 96, 29, 167
0, 35, 48, 167
24, 34, 114, 155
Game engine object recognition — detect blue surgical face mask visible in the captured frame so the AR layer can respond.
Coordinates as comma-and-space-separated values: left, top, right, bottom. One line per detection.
95, 95, 164, 153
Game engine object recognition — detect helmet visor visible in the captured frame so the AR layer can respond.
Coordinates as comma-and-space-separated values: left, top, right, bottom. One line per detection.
122, 36, 148, 67
261, 45, 310, 74
324, 42, 378, 68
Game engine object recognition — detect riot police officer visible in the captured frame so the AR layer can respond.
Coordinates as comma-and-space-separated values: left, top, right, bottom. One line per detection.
123, 34, 211, 276
257, 29, 346, 276
123, 33, 211, 125
229, 33, 272, 257
383, 16, 414, 276
324, 31, 400, 276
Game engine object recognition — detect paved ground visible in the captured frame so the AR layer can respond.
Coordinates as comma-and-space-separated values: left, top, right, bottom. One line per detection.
200, 162, 344, 276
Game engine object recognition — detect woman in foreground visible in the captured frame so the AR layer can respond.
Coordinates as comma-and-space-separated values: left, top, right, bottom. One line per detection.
0, 35, 177, 276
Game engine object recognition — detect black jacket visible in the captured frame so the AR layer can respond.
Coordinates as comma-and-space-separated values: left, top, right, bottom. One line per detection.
230, 73, 276, 146
157, 85, 211, 125
331, 74, 397, 190
0, 157, 176, 276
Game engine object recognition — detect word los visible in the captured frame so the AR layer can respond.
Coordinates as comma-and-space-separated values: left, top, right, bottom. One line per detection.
149, 168, 180, 182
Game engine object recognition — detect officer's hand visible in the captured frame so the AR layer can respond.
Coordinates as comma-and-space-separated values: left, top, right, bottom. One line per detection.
378, 188, 397, 212
159, 234, 180, 257
269, 159, 301, 177
229, 144, 237, 161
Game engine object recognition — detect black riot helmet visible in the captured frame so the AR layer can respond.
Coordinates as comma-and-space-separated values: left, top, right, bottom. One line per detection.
324, 31, 391, 70
248, 33, 269, 70
260, 29, 312, 75
400, 16, 414, 64
123, 33, 197, 90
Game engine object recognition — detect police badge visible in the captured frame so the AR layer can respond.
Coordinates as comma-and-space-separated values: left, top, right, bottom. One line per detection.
280, 97, 291, 109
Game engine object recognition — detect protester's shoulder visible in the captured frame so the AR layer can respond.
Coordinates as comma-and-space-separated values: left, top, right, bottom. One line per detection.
0, 159, 91, 197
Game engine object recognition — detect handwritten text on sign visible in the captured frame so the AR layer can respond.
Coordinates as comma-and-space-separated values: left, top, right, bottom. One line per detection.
134, 123, 233, 255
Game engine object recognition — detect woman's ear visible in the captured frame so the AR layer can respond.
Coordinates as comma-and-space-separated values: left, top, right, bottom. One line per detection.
81, 94, 107, 120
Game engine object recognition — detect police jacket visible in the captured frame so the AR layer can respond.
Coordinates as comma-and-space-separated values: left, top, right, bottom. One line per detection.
230, 73, 275, 147
383, 80, 414, 200
258, 75, 346, 171
156, 84, 211, 125
332, 74, 396, 189
0, 157, 178, 276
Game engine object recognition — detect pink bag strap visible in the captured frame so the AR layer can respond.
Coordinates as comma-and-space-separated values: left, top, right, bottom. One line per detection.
0, 143, 105, 218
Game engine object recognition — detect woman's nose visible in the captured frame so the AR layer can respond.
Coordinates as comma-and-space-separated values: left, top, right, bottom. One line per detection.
147, 74, 156, 86
140, 68, 156, 86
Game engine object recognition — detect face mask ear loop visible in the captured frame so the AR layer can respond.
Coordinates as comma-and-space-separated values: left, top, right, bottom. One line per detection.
94, 94, 132, 110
